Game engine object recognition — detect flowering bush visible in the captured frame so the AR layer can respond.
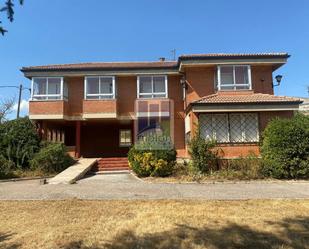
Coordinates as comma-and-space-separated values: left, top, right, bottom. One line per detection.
128, 135, 176, 177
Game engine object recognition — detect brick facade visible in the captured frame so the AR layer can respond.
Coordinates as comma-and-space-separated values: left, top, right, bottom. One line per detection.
25, 53, 301, 159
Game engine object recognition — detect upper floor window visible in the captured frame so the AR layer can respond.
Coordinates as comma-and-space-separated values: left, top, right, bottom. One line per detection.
85, 76, 115, 99
137, 75, 168, 98
31, 77, 66, 100
217, 65, 251, 90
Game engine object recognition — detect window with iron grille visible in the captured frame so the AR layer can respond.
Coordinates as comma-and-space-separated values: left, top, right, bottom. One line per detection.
199, 113, 259, 143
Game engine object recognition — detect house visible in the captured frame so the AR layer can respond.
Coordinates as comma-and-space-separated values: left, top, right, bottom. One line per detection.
299, 97, 309, 115
21, 53, 302, 160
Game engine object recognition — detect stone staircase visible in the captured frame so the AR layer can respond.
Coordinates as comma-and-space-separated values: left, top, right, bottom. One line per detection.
93, 157, 130, 174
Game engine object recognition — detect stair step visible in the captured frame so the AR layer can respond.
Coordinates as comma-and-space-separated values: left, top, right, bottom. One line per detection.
95, 170, 130, 175
98, 161, 128, 165
98, 166, 129, 170
99, 157, 128, 162
100, 167, 129, 171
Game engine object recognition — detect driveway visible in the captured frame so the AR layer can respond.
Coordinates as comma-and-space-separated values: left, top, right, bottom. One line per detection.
0, 173, 309, 200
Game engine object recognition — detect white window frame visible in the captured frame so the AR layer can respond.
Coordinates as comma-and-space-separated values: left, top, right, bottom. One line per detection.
84, 76, 115, 100
119, 129, 132, 147
137, 75, 168, 99
31, 77, 64, 101
217, 65, 252, 91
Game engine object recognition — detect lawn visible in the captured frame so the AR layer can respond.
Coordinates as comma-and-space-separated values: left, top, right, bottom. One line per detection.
0, 200, 308, 249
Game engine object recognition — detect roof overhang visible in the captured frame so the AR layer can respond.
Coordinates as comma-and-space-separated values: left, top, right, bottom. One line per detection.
22, 68, 180, 79
179, 57, 288, 72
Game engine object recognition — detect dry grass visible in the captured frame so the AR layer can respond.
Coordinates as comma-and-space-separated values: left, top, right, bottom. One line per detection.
0, 200, 308, 249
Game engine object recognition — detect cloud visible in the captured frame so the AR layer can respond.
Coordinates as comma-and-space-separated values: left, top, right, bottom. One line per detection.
12, 99, 29, 113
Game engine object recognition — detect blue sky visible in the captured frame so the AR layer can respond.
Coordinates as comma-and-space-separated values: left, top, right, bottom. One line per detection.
0, 0, 308, 118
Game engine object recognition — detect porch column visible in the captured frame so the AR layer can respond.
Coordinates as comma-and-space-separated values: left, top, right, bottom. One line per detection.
75, 121, 81, 158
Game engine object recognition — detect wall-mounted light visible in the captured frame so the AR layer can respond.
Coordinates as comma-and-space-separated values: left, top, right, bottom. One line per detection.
273, 75, 283, 87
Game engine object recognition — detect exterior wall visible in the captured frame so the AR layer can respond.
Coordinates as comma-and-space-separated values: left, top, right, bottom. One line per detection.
168, 75, 186, 157
259, 110, 294, 131
67, 77, 84, 116
83, 99, 117, 116
117, 76, 136, 118
185, 66, 216, 105
184, 65, 275, 106
251, 66, 274, 94
29, 100, 68, 117
28, 65, 289, 159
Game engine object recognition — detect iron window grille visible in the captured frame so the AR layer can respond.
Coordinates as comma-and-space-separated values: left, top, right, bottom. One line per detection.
199, 113, 259, 143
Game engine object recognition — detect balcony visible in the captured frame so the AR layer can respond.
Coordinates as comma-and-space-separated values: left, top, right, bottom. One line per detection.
82, 99, 117, 119
29, 100, 69, 120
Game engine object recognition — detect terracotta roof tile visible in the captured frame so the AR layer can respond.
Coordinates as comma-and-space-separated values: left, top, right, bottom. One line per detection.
192, 93, 302, 104
21, 61, 178, 72
21, 53, 289, 72
179, 52, 289, 59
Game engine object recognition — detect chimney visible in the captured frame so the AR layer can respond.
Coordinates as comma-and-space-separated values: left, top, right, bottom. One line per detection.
159, 57, 165, 62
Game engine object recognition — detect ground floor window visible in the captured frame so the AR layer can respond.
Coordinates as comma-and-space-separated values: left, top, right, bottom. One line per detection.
199, 113, 259, 143
119, 130, 132, 147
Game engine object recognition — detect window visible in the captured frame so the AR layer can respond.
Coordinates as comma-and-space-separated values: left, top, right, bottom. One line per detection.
119, 130, 132, 147
31, 77, 65, 100
138, 75, 167, 98
85, 76, 115, 99
199, 113, 259, 143
217, 65, 251, 90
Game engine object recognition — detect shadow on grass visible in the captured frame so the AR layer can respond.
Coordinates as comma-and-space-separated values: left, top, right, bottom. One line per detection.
59, 216, 309, 249
103, 217, 309, 249
0, 232, 21, 249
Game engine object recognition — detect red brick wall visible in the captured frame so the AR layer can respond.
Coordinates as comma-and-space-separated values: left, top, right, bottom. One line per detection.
83, 99, 117, 114
185, 66, 216, 105
29, 101, 67, 115
251, 66, 274, 94
184, 65, 275, 106
168, 75, 186, 157
117, 76, 136, 117
67, 77, 84, 116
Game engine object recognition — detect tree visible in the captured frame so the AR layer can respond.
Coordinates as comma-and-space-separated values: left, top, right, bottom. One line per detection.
0, 97, 14, 123
0, 0, 23, 35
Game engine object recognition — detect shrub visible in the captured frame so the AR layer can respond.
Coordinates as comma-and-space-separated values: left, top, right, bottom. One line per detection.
0, 155, 15, 179
215, 154, 264, 180
188, 127, 218, 173
128, 134, 176, 177
30, 142, 75, 174
0, 117, 40, 168
261, 113, 309, 179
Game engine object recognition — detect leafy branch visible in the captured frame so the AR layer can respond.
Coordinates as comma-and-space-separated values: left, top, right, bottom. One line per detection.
0, 0, 23, 35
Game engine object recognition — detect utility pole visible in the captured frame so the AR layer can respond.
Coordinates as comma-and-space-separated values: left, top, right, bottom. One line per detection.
0, 84, 31, 119
17, 84, 22, 118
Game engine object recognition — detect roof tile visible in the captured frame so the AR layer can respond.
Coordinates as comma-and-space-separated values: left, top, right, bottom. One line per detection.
193, 93, 302, 104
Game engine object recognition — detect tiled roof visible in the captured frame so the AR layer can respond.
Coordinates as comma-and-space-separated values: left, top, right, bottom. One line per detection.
21, 61, 178, 72
21, 53, 289, 72
192, 93, 302, 104
179, 53, 289, 60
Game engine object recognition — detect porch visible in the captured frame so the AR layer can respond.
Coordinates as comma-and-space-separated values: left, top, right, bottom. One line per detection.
37, 119, 134, 158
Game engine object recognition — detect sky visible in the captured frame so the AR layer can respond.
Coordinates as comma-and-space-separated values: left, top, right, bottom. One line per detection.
0, 0, 309, 118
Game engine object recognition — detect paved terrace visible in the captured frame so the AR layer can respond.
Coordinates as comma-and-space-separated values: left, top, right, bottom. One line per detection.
0, 174, 309, 200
